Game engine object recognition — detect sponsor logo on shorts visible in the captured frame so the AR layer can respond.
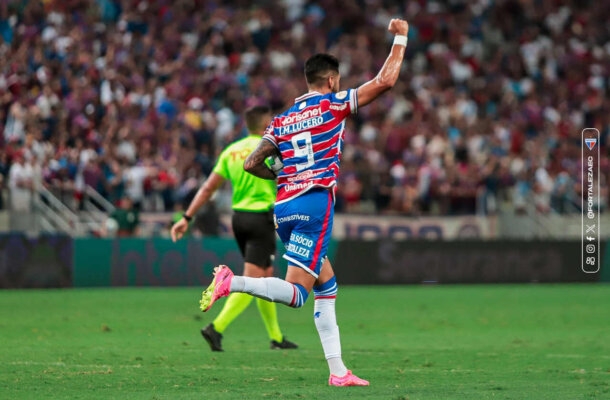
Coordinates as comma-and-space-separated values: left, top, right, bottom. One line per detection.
277, 214, 311, 224
287, 243, 311, 258
290, 233, 314, 247
287, 232, 314, 258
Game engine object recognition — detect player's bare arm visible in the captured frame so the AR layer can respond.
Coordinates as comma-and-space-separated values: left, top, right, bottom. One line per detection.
356, 18, 409, 108
170, 172, 225, 242
244, 139, 279, 180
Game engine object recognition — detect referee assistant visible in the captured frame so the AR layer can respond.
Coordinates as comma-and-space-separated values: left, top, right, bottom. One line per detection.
171, 105, 297, 352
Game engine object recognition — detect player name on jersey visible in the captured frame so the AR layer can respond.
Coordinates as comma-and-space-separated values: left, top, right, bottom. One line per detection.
278, 116, 324, 135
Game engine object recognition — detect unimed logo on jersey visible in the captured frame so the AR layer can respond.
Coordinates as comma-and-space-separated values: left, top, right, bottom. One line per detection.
285, 181, 313, 191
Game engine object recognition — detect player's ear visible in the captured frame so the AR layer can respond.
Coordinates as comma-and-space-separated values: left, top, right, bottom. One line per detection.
328, 73, 340, 91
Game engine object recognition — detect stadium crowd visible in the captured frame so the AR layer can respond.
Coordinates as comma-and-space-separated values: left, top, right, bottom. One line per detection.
0, 0, 608, 217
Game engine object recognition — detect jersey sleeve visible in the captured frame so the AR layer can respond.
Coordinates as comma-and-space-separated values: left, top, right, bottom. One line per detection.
349, 88, 358, 114
212, 148, 230, 179
329, 88, 358, 119
261, 119, 279, 148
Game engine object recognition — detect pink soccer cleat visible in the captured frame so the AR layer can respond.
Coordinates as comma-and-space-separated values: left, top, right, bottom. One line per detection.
199, 265, 234, 312
328, 370, 370, 387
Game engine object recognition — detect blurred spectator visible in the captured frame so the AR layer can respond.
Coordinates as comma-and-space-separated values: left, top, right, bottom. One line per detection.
8, 151, 34, 211
4, 99, 26, 144
108, 196, 139, 237
123, 159, 156, 211
0, 149, 8, 209
551, 171, 576, 214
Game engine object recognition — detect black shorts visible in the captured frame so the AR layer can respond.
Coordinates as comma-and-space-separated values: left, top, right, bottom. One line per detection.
232, 210, 276, 268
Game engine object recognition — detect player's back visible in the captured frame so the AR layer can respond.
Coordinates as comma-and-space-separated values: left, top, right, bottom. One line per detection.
264, 89, 357, 204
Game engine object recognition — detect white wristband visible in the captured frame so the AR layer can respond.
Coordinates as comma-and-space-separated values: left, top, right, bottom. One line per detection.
393, 35, 408, 47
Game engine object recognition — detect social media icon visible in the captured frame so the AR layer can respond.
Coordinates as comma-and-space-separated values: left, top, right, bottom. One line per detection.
586, 244, 595, 254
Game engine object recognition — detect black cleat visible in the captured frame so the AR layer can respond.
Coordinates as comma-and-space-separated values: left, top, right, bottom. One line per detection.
270, 337, 298, 350
201, 324, 223, 352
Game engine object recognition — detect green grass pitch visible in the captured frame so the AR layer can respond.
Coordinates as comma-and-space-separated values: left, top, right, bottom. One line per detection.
1, 284, 609, 399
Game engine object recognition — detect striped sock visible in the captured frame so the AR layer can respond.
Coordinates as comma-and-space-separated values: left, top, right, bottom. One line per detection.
231, 276, 309, 308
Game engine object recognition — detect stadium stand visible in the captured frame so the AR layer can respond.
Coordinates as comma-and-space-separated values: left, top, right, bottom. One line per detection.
0, 0, 607, 223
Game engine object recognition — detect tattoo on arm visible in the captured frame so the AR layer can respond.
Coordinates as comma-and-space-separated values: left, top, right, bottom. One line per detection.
244, 140, 280, 180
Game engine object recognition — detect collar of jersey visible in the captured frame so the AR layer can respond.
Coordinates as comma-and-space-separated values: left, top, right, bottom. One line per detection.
294, 91, 323, 103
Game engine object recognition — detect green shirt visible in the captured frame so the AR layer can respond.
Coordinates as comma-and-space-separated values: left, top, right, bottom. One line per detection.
110, 208, 139, 233
213, 135, 276, 212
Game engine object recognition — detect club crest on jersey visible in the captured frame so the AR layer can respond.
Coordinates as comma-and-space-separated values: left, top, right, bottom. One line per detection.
336, 90, 347, 99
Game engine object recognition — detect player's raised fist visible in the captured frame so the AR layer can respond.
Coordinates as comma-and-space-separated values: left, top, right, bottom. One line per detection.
388, 18, 409, 36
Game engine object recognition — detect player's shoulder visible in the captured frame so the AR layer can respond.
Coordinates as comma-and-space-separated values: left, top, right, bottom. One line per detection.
317, 89, 355, 113
331, 90, 351, 101
276, 103, 301, 117
270, 104, 302, 128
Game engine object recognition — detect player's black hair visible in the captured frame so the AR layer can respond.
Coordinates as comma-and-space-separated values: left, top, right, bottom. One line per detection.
244, 105, 271, 133
304, 53, 340, 87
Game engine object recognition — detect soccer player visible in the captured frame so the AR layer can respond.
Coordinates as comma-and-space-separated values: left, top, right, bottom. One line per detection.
171, 105, 297, 352
199, 18, 410, 386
